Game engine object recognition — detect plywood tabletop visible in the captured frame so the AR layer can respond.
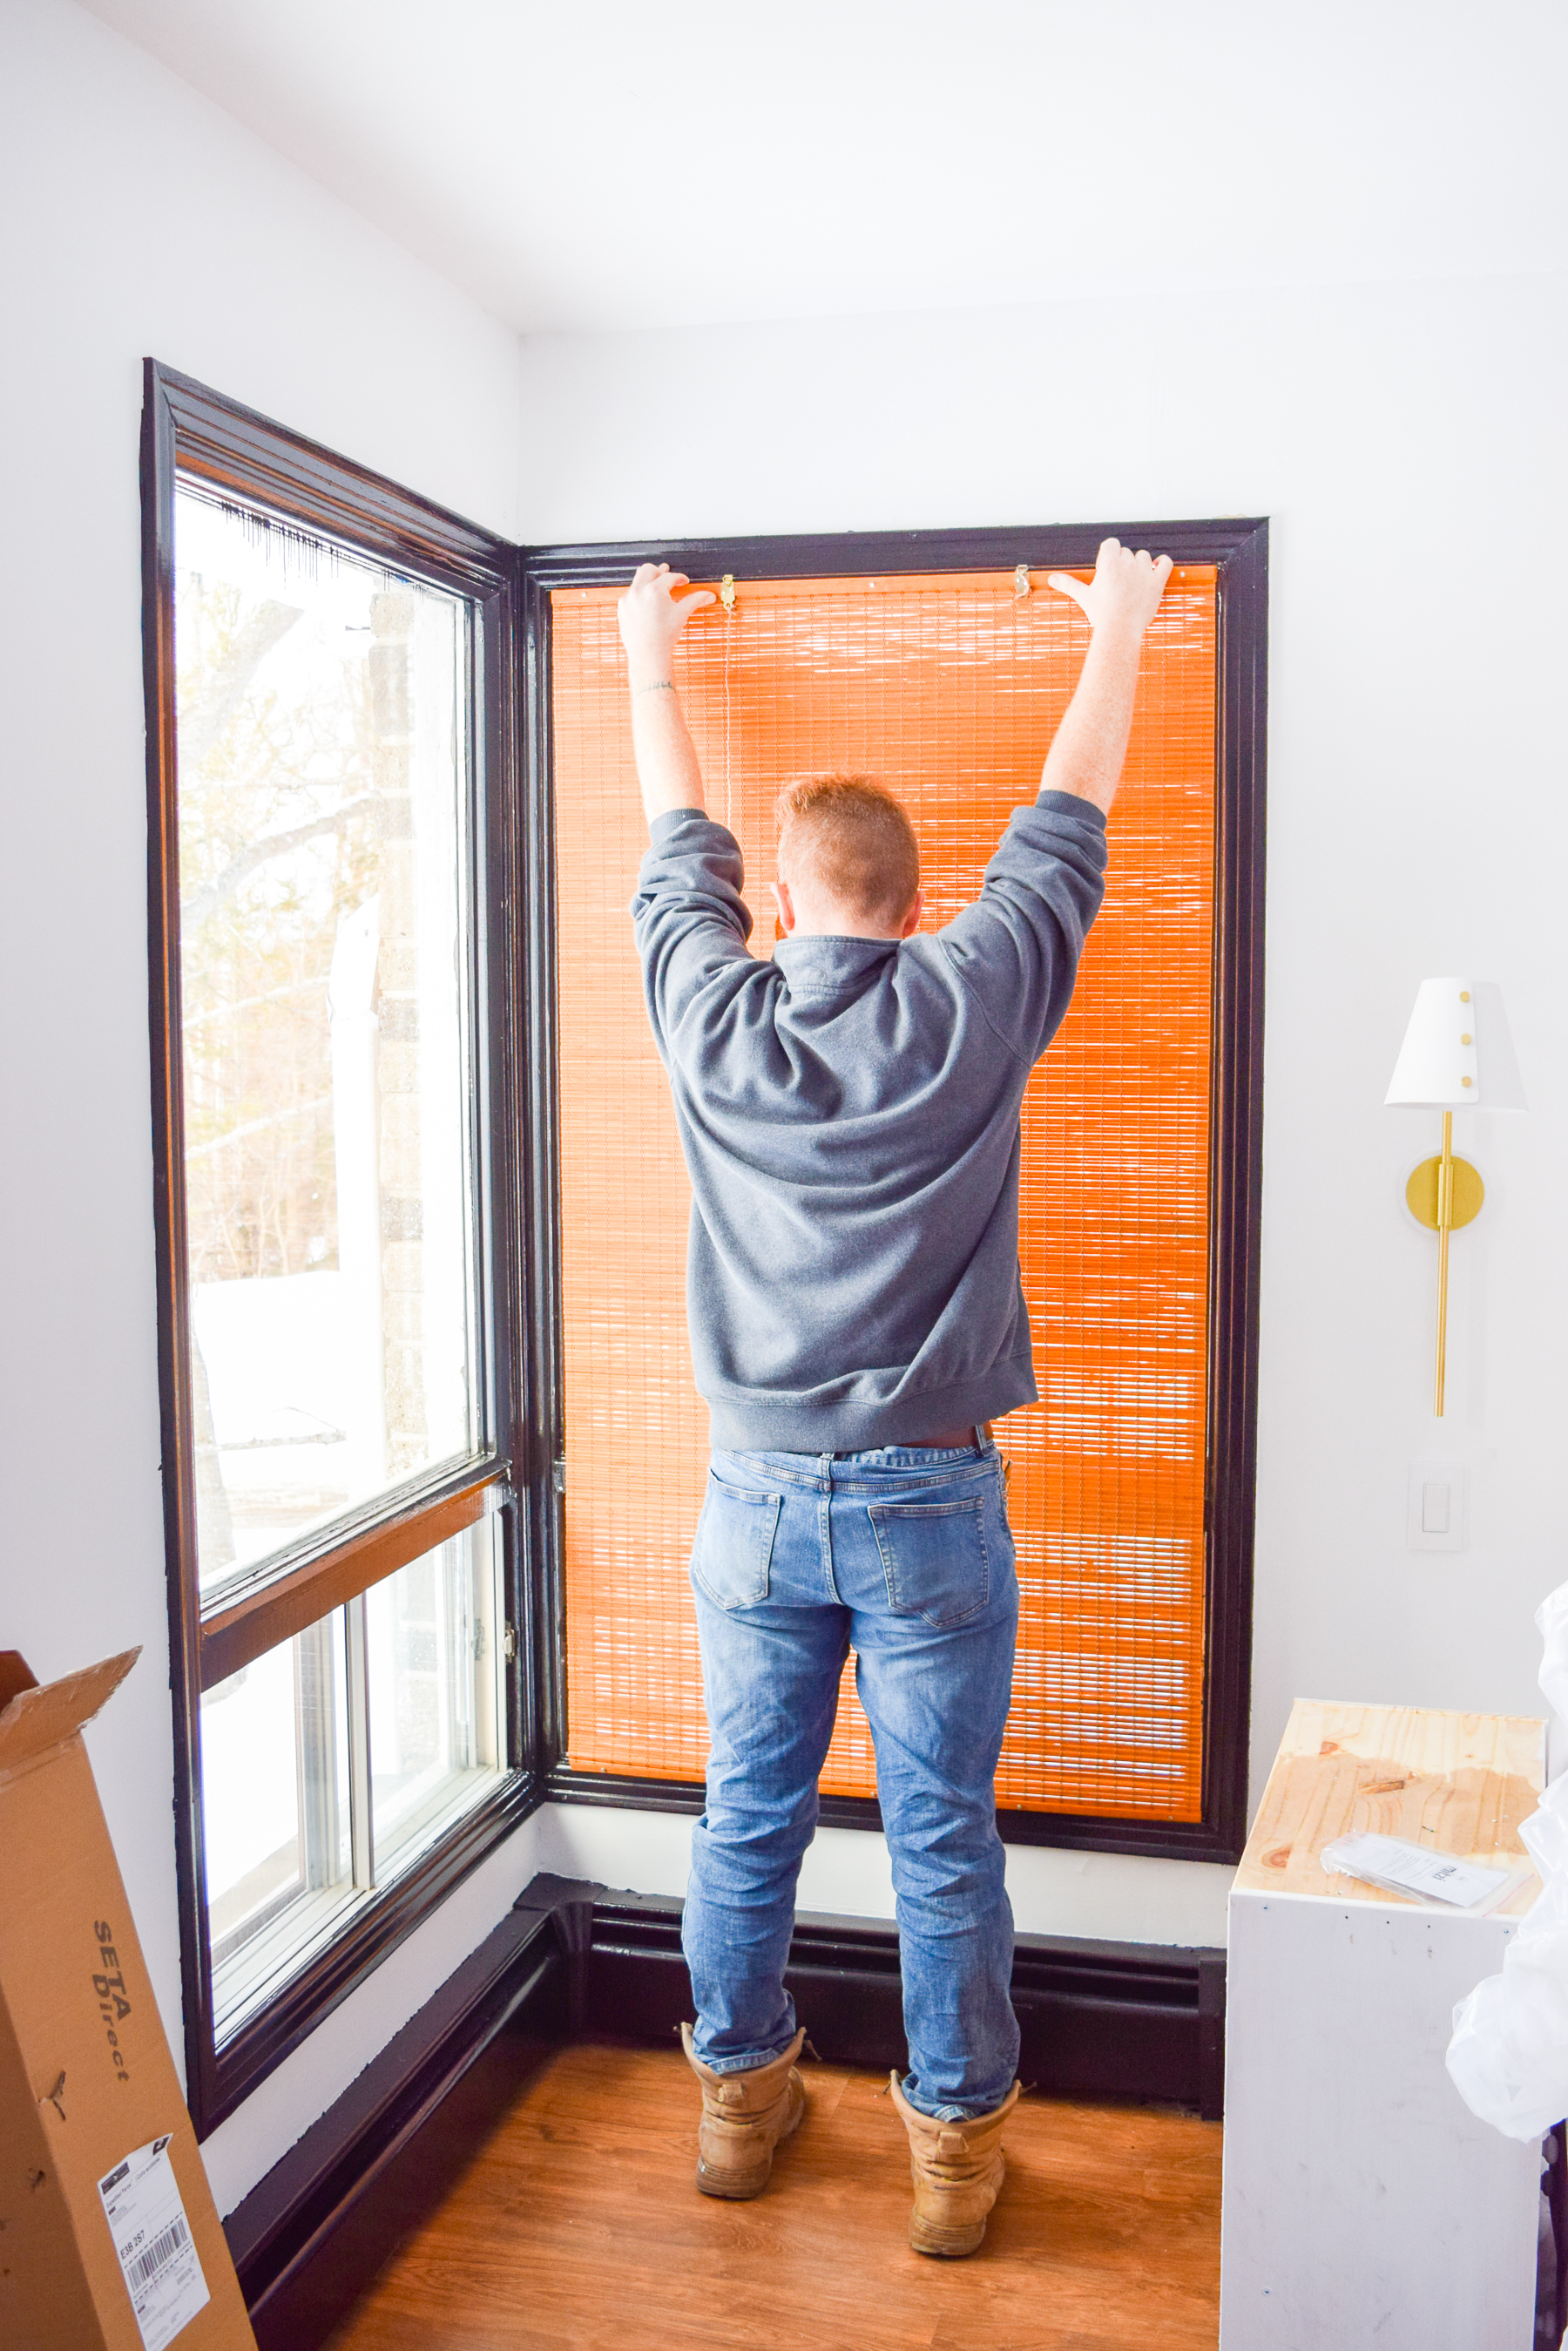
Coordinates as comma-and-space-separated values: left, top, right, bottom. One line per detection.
1234, 1699, 1547, 1918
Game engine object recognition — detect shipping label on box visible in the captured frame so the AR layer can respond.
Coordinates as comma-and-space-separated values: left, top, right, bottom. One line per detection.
99, 2136, 211, 2350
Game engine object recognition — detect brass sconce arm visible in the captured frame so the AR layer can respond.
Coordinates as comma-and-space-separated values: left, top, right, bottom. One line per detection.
1405, 1111, 1484, 1416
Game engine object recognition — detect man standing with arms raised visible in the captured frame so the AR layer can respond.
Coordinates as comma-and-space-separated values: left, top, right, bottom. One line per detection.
619, 539, 1171, 2255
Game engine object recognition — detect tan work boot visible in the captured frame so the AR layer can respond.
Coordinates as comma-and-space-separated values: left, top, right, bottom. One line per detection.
681, 2023, 808, 2199
889, 2072, 1021, 2256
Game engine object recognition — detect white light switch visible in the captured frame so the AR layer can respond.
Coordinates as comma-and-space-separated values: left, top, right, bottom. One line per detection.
1408, 1463, 1466, 1554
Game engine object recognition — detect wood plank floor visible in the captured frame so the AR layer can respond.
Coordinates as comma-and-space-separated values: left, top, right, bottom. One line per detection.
314, 2036, 1221, 2351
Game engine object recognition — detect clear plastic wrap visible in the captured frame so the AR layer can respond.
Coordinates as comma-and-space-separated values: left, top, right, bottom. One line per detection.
1446, 1582, 1568, 2139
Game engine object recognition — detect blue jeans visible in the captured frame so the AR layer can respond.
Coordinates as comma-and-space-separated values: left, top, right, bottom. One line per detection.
681, 1440, 1021, 2119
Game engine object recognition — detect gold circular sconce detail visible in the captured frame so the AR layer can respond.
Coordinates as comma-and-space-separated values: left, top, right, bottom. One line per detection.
1406, 1155, 1484, 1230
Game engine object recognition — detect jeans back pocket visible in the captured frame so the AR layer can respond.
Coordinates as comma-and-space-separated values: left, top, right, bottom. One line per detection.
868, 1495, 990, 1628
692, 1472, 783, 1610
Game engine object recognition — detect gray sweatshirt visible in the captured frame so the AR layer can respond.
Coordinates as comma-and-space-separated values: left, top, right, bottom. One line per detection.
632, 790, 1108, 1453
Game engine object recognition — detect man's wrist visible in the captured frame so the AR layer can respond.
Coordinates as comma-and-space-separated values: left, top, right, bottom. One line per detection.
1085, 612, 1146, 653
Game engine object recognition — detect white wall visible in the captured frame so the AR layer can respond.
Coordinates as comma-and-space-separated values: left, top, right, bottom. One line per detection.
533, 1804, 1235, 1950
518, 269, 1568, 1938
0, 0, 543, 2214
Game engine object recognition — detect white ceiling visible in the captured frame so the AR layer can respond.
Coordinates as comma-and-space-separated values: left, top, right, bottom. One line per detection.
83, 0, 1565, 335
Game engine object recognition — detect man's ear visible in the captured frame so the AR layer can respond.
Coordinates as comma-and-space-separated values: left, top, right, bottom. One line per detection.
770, 879, 796, 936
900, 890, 924, 938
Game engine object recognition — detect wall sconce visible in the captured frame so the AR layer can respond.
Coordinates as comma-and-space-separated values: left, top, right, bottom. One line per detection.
1385, 978, 1526, 1415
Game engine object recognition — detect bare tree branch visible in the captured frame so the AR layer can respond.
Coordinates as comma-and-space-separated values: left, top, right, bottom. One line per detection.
181, 599, 303, 767
183, 796, 372, 932
186, 1093, 334, 1162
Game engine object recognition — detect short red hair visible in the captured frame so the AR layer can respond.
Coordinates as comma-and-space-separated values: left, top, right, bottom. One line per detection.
774, 773, 920, 930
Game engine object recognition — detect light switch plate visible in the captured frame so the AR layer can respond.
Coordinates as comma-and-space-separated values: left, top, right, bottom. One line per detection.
1407, 1462, 1467, 1554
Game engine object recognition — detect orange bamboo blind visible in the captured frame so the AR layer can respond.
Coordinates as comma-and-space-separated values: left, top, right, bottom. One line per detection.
552, 567, 1216, 1820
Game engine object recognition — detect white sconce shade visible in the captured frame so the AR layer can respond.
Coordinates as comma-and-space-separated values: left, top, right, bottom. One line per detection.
1384, 979, 1527, 1111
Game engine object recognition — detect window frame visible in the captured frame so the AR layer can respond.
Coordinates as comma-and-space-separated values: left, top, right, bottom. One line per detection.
142, 362, 548, 2134
522, 519, 1267, 1867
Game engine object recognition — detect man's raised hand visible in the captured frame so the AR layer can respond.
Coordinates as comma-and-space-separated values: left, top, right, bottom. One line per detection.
619, 563, 713, 821
618, 561, 717, 683
1034, 540, 1175, 814
1046, 539, 1173, 639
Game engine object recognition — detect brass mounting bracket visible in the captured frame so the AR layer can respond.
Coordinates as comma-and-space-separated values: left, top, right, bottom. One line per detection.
1406, 1155, 1484, 1230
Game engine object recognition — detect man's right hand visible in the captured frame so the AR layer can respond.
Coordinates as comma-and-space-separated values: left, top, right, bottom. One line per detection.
1046, 539, 1173, 639
618, 561, 716, 685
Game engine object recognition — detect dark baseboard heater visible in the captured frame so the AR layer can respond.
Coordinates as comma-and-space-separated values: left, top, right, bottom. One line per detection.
226, 1872, 1226, 2340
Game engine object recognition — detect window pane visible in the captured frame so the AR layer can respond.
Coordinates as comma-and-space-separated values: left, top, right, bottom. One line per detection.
173, 487, 482, 1592
202, 1609, 353, 2038
200, 1512, 504, 2042
368, 1514, 504, 1879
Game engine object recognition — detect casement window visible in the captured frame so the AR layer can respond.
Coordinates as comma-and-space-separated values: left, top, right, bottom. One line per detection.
147, 370, 1263, 2131
143, 367, 538, 2131
527, 527, 1265, 1862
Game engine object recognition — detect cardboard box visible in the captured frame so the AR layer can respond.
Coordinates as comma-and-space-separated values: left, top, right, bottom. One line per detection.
0, 1648, 256, 2349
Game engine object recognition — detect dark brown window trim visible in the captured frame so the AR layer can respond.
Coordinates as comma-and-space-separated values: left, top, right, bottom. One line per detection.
521, 519, 1267, 1867
142, 362, 546, 2135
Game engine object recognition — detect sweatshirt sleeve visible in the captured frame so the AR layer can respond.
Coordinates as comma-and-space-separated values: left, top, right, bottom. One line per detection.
936, 789, 1109, 1065
631, 808, 757, 1062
